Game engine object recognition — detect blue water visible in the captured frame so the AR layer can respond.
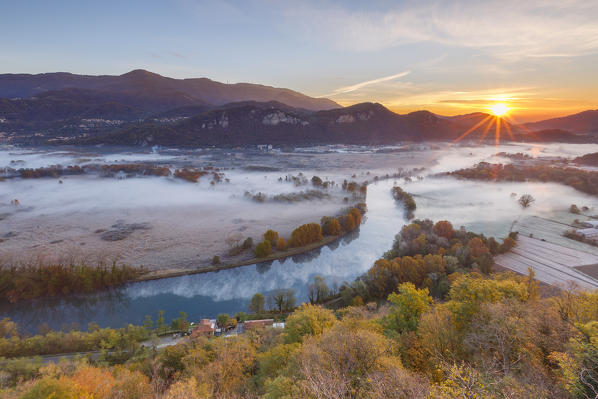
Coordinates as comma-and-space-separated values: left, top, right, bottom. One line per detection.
1, 180, 405, 332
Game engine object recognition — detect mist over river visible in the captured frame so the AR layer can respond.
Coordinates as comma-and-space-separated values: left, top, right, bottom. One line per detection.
1, 142, 598, 332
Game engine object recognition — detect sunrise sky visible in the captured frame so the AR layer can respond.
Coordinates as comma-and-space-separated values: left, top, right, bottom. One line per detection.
2, 0, 597, 122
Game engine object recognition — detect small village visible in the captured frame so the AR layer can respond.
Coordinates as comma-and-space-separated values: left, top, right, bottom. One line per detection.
188, 318, 285, 339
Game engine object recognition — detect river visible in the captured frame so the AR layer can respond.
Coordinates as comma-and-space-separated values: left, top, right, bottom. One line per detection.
1, 179, 406, 332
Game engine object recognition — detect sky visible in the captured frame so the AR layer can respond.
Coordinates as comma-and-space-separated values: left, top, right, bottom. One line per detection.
1, 0, 597, 122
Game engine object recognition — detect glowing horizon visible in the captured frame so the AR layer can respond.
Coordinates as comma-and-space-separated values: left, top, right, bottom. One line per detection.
1, 1, 597, 123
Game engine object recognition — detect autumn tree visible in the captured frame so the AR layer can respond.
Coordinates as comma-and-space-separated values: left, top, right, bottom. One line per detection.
433, 220, 454, 239
289, 223, 323, 247
348, 207, 362, 226
297, 324, 404, 398
276, 237, 287, 251
343, 214, 356, 231
264, 229, 279, 245
322, 218, 341, 236
283, 304, 336, 344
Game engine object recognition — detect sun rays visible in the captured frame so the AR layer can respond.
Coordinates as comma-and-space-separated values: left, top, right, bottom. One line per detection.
452, 103, 522, 146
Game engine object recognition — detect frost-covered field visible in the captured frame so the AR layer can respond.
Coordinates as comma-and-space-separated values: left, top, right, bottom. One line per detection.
1, 142, 597, 270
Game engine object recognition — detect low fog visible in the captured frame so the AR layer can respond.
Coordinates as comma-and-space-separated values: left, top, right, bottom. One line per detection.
2, 142, 598, 330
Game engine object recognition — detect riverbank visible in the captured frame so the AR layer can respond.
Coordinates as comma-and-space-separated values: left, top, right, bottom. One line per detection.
135, 232, 351, 282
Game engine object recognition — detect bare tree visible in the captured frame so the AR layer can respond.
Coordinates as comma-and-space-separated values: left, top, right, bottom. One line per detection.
465, 300, 528, 376
518, 194, 535, 209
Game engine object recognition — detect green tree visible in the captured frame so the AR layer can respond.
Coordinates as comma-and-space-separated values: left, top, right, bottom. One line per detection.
171, 311, 189, 332
217, 313, 231, 328
383, 282, 433, 334
143, 315, 153, 331
235, 312, 248, 322
249, 292, 266, 315
269, 289, 297, 314
307, 275, 330, 304
156, 310, 167, 334
255, 240, 272, 257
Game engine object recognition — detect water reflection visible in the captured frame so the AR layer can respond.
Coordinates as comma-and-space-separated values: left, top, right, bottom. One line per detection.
6, 159, 597, 333
2, 181, 402, 333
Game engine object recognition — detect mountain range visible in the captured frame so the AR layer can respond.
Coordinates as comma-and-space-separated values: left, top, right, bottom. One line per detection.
523, 110, 598, 134
0, 70, 596, 146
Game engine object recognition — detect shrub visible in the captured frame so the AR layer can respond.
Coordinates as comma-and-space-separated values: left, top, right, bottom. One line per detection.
212, 256, 220, 265
255, 240, 272, 257
242, 237, 254, 249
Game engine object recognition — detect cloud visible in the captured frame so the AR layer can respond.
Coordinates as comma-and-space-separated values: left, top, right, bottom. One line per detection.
280, 0, 598, 59
323, 70, 411, 97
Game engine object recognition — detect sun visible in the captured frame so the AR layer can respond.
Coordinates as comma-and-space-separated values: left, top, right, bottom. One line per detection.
489, 103, 509, 117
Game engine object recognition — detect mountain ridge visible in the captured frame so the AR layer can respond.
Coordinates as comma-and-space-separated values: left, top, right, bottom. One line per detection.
0, 69, 340, 111
524, 109, 598, 133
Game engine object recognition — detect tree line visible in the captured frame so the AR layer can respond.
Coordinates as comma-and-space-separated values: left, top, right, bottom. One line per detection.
2, 163, 225, 184
3, 274, 596, 398
448, 162, 598, 196
254, 206, 365, 258
0, 261, 145, 303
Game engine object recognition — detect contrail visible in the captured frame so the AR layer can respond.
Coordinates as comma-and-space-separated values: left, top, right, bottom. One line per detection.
321, 70, 411, 97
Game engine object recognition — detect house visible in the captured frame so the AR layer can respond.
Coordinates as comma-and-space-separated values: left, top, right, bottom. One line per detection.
191, 319, 216, 337
243, 319, 274, 330
256, 144, 273, 151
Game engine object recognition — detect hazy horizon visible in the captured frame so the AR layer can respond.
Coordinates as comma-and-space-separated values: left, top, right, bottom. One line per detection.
2, 0, 597, 123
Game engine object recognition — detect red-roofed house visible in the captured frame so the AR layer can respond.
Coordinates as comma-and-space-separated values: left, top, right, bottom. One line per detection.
191, 319, 215, 337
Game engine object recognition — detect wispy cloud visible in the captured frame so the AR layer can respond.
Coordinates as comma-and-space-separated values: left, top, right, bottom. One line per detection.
281, 0, 598, 59
322, 71, 411, 97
